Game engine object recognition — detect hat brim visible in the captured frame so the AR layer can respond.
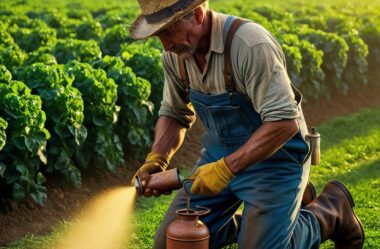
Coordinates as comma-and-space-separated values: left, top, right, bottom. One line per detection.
129, 0, 206, 40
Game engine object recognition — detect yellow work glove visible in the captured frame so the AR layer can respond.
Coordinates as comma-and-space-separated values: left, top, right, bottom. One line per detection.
131, 151, 168, 187
190, 158, 234, 196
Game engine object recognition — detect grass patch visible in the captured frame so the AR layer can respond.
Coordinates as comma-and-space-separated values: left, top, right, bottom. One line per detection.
3, 106, 380, 249
2, 222, 70, 249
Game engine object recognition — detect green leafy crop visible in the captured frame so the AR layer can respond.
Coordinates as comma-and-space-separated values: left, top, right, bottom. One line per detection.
94, 56, 153, 157
18, 63, 87, 187
298, 26, 349, 92
0, 65, 12, 83
24, 46, 58, 66
100, 24, 132, 55
278, 33, 325, 101
0, 0, 379, 207
0, 44, 28, 74
0, 80, 50, 205
281, 43, 302, 85
17, 62, 72, 89
65, 61, 118, 125
341, 31, 369, 92
0, 117, 7, 152
109, 66, 153, 158
0, 28, 15, 47
75, 19, 103, 41
360, 18, 380, 82
65, 60, 124, 171
26, 9, 67, 29
56, 18, 81, 39
13, 19, 57, 52
54, 38, 102, 64
120, 43, 164, 111
95, 11, 127, 30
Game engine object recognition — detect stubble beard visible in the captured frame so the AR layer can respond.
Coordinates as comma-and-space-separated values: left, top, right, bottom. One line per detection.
176, 46, 197, 60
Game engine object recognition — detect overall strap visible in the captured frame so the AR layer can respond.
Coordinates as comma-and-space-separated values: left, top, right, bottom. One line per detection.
224, 18, 303, 105
177, 55, 190, 102
224, 17, 247, 92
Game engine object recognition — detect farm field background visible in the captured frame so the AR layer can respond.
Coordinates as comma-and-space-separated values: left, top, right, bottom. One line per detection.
0, 0, 380, 247
4, 105, 380, 249
1, 0, 379, 205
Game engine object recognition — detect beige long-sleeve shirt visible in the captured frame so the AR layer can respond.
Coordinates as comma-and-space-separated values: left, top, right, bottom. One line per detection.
158, 10, 300, 129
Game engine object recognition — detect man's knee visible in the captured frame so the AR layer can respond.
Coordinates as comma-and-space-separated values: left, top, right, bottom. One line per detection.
153, 228, 166, 249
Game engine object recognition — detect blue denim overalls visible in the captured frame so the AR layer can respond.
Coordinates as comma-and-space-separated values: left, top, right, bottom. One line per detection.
154, 16, 321, 249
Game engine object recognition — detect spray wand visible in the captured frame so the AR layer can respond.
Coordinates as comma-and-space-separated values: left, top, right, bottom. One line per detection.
134, 168, 185, 195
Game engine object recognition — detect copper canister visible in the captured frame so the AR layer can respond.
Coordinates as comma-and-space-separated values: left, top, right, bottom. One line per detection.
166, 208, 210, 249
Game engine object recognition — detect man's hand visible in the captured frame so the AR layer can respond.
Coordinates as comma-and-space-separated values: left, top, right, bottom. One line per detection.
131, 152, 169, 197
190, 158, 234, 196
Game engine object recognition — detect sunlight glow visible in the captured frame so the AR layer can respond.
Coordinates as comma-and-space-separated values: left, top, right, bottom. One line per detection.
52, 187, 137, 249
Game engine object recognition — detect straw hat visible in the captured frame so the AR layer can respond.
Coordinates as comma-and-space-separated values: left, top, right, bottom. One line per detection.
129, 0, 207, 40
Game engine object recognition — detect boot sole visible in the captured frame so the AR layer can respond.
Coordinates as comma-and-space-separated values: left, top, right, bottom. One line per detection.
329, 180, 365, 249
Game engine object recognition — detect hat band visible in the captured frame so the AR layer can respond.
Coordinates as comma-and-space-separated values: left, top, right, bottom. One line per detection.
145, 0, 195, 24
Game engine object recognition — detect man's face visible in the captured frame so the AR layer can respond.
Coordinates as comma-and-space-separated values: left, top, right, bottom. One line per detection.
155, 14, 202, 59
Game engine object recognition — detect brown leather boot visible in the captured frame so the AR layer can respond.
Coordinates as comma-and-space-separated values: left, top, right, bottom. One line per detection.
302, 181, 317, 206
305, 180, 365, 249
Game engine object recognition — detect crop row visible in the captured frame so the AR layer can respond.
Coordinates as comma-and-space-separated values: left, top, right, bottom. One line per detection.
0, 0, 169, 204
214, 2, 380, 99
0, 0, 379, 204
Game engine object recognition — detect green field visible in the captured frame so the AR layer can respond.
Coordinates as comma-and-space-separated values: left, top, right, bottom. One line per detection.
1, 0, 380, 203
1, 0, 379, 248
4, 105, 380, 249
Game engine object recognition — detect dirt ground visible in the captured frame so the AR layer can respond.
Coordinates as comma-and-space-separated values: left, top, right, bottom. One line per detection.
1, 83, 380, 246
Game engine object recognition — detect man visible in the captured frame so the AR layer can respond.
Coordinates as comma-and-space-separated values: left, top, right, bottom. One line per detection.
129, 0, 365, 248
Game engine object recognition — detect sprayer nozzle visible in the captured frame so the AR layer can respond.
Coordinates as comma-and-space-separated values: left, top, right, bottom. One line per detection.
135, 176, 143, 194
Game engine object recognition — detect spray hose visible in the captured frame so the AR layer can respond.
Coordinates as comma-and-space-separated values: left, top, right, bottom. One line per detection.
182, 178, 210, 216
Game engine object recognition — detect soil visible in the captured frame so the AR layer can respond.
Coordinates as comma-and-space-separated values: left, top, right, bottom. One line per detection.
1, 82, 380, 246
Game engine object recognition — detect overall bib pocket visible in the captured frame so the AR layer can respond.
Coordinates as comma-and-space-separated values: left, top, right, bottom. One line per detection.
207, 105, 255, 140
191, 99, 216, 134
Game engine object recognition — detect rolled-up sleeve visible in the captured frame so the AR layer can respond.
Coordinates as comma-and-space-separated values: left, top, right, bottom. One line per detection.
158, 52, 196, 128
237, 41, 299, 122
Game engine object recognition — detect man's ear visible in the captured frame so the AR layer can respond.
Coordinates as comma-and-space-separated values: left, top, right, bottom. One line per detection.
193, 6, 205, 25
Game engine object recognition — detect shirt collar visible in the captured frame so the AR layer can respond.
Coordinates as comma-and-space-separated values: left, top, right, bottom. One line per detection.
209, 10, 224, 54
